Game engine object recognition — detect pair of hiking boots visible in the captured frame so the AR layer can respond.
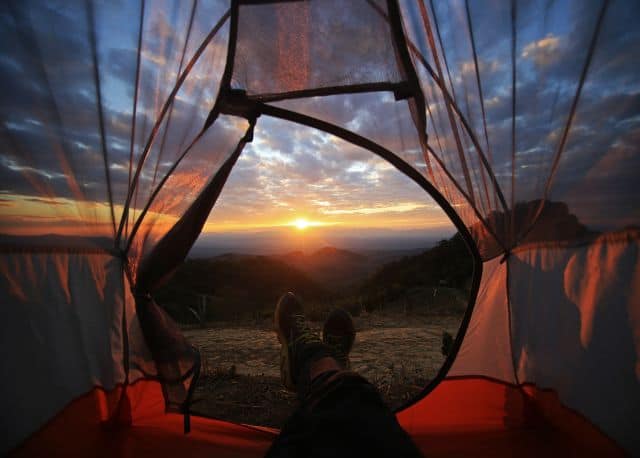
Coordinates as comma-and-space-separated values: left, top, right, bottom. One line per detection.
274, 292, 355, 391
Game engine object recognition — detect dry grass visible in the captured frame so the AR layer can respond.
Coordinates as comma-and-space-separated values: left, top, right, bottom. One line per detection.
192, 368, 297, 428
191, 360, 430, 429
188, 313, 455, 428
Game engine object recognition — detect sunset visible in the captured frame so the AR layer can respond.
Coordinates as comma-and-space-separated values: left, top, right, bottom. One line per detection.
291, 218, 311, 230
187, 113, 456, 254
1, 0, 638, 456
0, 100, 455, 245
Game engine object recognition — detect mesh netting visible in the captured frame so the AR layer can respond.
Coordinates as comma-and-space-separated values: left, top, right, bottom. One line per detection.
233, 0, 404, 98
400, 0, 640, 255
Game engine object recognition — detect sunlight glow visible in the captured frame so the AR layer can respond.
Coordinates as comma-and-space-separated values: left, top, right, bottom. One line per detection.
293, 218, 310, 230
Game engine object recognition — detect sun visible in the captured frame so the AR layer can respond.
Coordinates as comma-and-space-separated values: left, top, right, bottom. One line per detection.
293, 218, 310, 230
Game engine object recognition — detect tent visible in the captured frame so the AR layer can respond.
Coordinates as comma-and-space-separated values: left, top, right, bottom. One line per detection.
1, 0, 638, 455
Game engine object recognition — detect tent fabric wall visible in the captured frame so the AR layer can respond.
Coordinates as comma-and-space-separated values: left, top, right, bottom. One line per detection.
0, 0, 236, 452
398, 377, 625, 457
434, 229, 640, 454
510, 229, 640, 453
447, 257, 516, 383
1, 0, 638, 456
12, 378, 625, 457
0, 250, 129, 452
11, 380, 277, 458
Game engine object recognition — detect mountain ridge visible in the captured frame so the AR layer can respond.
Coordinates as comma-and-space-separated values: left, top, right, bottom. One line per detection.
156, 235, 471, 324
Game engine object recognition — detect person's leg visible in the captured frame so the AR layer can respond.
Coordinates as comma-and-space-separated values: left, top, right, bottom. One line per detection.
273, 292, 336, 397
267, 293, 423, 458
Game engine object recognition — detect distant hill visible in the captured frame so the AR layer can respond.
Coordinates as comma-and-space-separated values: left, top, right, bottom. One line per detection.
188, 228, 449, 258
155, 254, 326, 323
156, 234, 472, 324
276, 246, 373, 288
359, 233, 472, 301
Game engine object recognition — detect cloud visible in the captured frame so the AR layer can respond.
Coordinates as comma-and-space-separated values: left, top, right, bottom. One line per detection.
321, 202, 430, 215
521, 34, 562, 67
24, 197, 70, 206
461, 59, 500, 76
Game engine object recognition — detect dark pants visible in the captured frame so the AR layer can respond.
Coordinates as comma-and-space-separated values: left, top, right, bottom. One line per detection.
265, 372, 424, 458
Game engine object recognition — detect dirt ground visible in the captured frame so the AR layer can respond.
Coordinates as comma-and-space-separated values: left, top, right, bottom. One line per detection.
184, 312, 463, 428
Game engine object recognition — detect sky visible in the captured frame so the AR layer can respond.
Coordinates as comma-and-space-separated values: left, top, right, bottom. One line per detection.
0, 0, 638, 255
192, 112, 455, 254
203, 115, 452, 234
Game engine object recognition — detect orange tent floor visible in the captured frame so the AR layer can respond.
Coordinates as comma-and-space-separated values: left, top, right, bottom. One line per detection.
12, 378, 624, 457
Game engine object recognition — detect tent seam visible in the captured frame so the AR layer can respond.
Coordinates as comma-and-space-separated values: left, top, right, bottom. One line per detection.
505, 257, 520, 386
